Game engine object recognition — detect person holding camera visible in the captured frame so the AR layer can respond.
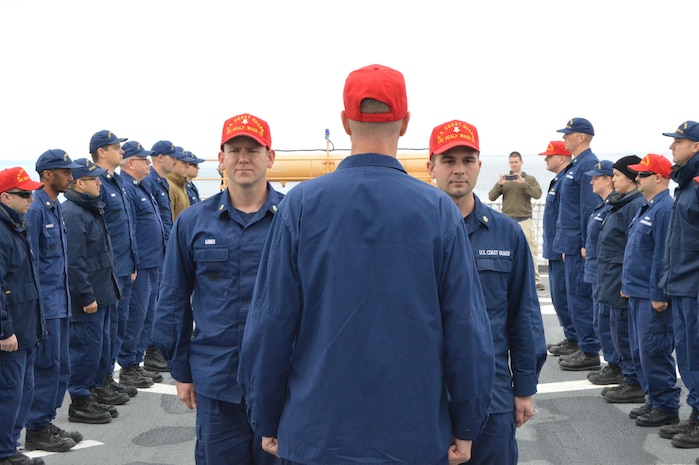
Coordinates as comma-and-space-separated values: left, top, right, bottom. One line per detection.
488, 151, 543, 289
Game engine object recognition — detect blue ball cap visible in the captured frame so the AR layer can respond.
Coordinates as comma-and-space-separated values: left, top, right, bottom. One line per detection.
35, 149, 81, 173
584, 160, 614, 177
71, 158, 108, 179
89, 130, 128, 153
662, 120, 699, 142
151, 140, 177, 156
556, 118, 595, 136
187, 153, 206, 164
122, 141, 154, 159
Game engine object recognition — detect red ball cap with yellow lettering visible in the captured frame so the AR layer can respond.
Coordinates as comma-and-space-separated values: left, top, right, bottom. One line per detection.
429, 120, 479, 158
627, 153, 673, 179
220, 114, 271, 149
0, 167, 44, 193
538, 141, 572, 156
343, 64, 408, 123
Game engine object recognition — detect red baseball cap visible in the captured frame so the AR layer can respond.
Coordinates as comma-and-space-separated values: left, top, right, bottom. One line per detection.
0, 167, 44, 193
538, 141, 571, 156
343, 64, 408, 123
627, 153, 673, 179
220, 114, 272, 149
429, 120, 479, 158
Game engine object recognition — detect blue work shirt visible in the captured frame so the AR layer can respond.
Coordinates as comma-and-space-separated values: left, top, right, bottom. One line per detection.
185, 180, 200, 205
465, 196, 545, 414
25, 189, 71, 319
622, 190, 672, 301
144, 167, 173, 242
583, 196, 611, 285
542, 165, 570, 260
594, 189, 645, 308
62, 189, 121, 320
121, 172, 166, 270
238, 154, 495, 465
99, 170, 137, 277
153, 185, 284, 403
0, 203, 44, 349
554, 149, 599, 254
660, 153, 699, 297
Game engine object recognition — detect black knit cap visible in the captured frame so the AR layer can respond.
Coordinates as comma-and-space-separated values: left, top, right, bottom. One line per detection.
613, 155, 642, 181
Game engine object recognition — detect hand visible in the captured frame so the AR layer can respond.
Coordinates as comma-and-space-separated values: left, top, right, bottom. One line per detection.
131, 270, 138, 282
262, 436, 279, 457
175, 381, 197, 409
581, 247, 586, 259
620, 291, 629, 299
448, 438, 472, 464
0, 334, 18, 352
497, 174, 508, 185
514, 396, 535, 427
652, 301, 669, 312
83, 300, 98, 314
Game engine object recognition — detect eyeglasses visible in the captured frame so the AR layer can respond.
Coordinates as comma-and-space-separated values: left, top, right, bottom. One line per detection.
636, 172, 656, 178
5, 190, 33, 199
80, 177, 99, 183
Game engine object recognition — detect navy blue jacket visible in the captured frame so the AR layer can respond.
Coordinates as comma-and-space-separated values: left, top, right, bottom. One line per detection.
554, 149, 599, 254
238, 154, 495, 464
153, 185, 284, 403
660, 153, 699, 297
542, 165, 570, 260
63, 189, 121, 320
465, 196, 545, 414
584, 197, 612, 285
25, 189, 71, 319
99, 170, 137, 277
144, 167, 173, 242
0, 203, 44, 349
622, 190, 672, 301
121, 172, 165, 270
594, 189, 645, 308
185, 180, 200, 205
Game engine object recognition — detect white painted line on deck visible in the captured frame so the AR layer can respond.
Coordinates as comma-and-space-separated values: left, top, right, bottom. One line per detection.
137, 382, 178, 396
536, 379, 607, 394
24, 439, 104, 459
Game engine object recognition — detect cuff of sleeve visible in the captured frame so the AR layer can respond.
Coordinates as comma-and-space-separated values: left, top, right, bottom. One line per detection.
170, 363, 193, 384
513, 376, 539, 397
449, 398, 490, 440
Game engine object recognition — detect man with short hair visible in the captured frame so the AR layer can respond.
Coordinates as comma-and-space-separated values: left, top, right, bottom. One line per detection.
655, 121, 699, 448
63, 159, 124, 424
0, 167, 46, 465
24, 150, 82, 453
238, 64, 495, 465
539, 141, 575, 356
154, 114, 283, 465
428, 119, 545, 465
621, 153, 680, 427
89, 130, 139, 401
166, 147, 196, 221
116, 142, 166, 388
488, 151, 543, 289
185, 155, 205, 205
554, 118, 601, 371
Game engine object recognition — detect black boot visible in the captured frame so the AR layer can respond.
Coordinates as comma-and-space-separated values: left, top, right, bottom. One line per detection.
672, 424, 699, 448
106, 373, 138, 397
0, 451, 45, 465
68, 395, 112, 424
144, 345, 169, 372
660, 408, 699, 439
588, 364, 624, 385
119, 364, 154, 388
47, 422, 83, 444
603, 382, 646, 403
636, 408, 679, 427
25, 425, 76, 452
91, 384, 130, 405
137, 365, 163, 383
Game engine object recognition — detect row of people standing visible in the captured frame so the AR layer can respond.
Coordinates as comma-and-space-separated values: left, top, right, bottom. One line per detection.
0, 133, 206, 464
543, 118, 699, 455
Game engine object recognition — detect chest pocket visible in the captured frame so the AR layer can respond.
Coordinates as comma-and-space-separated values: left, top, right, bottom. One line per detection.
194, 246, 229, 281
475, 255, 513, 274
41, 227, 62, 259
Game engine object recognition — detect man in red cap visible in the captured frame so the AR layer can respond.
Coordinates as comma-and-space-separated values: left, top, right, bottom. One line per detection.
620, 154, 680, 427
428, 119, 545, 465
153, 114, 283, 465
538, 142, 575, 357
238, 65, 494, 465
0, 167, 46, 465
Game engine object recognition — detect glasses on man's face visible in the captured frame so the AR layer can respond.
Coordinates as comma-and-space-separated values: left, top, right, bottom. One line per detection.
5, 190, 33, 199
636, 171, 655, 178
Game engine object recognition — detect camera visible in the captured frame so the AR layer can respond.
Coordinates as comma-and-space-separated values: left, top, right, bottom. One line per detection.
505, 174, 517, 181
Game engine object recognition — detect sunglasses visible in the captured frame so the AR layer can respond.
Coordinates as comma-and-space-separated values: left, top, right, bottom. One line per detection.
5, 190, 33, 199
636, 171, 656, 178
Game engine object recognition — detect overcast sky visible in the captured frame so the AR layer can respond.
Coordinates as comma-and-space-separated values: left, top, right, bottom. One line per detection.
1, 0, 697, 165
